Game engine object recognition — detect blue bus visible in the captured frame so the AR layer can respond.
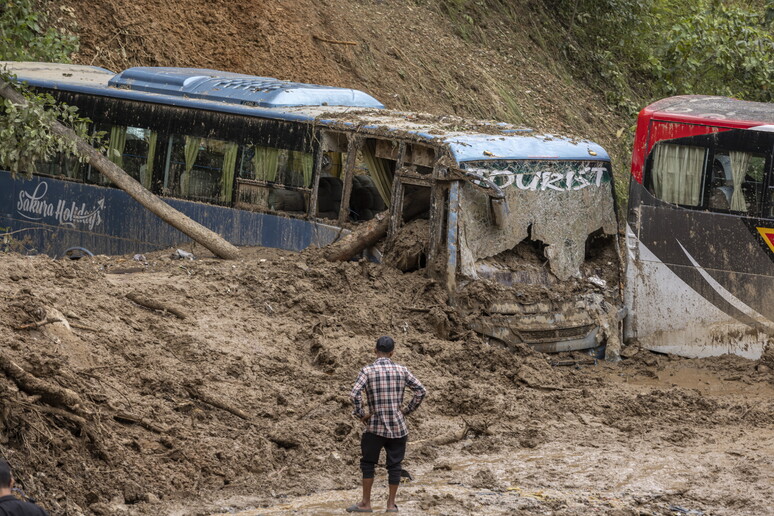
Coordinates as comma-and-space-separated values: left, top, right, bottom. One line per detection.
0, 62, 621, 356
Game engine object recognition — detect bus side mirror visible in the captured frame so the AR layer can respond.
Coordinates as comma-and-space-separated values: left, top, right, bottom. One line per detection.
490, 198, 509, 227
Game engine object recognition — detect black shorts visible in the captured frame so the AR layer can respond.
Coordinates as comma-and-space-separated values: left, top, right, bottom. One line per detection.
359, 432, 407, 485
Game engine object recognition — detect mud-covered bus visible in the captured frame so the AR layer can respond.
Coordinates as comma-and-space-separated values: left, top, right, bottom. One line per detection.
1, 62, 622, 356
625, 95, 774, 359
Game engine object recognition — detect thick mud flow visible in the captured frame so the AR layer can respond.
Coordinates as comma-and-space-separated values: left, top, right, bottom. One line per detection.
1, 249, 772, 515
199, 357, 774, 516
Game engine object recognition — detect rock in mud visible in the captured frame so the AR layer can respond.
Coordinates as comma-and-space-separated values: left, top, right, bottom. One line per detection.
470, 467, 501, 490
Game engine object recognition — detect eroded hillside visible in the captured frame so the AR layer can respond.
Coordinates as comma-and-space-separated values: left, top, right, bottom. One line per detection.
50, 0, 628, 171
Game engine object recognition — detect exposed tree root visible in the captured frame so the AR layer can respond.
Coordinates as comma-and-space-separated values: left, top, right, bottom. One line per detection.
14, 318, 63, 330
186, 386, 251, 421
410, 421, 471, 448
0, 352, 86, 413
113, 411, 169, 434
126, 292, 189, 320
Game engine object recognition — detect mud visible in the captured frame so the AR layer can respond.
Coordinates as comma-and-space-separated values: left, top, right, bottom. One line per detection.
0, 249, 772, 515
382, 219, 430, 272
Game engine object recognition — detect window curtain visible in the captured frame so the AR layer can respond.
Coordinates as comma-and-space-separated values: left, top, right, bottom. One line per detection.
182, 136, 201, 195
142, 131, 157, 190
729, 151, 751, 212
290, 150, 314, 187
362, 141, 392, 208
220, 142, 239, 203
107, 126, 127, 168
328, 152, 343, 178
652, 144, 705, 206
252, 145, 279, 182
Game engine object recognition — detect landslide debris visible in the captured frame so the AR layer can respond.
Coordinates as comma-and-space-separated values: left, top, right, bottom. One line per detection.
1, 249, 772, 515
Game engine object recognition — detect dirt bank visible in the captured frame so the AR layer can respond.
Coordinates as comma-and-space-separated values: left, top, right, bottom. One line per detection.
50, 0, 629, 172
0, 249, 772, 515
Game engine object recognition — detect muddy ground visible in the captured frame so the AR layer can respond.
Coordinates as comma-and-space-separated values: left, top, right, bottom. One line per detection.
0, 248, 772, 515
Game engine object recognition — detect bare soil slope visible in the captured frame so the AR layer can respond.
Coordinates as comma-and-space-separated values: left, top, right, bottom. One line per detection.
1, 250, 773, 515
50, 0, 627, 166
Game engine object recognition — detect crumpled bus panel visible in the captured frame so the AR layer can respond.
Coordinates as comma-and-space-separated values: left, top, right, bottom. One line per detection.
452, 163, 623, 357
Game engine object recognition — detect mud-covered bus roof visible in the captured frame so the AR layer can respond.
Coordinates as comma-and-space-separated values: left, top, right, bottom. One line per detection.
2, 62, 609, 163
642, 95, 774, 127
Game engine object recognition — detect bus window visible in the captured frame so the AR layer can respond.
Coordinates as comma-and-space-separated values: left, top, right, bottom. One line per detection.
708, 150, 765, 215
350, 140, 393, 221
234, 145, 311, 214
649, 142, 707, 207
35, 151, 88, 181
239, 148, 312, 188
317, 154, 344, 220
89, 124, 159, 189
326, 151, 344, 178
164, 135, 239, 205
33, 120, 94, 181
122, 127, 158, 189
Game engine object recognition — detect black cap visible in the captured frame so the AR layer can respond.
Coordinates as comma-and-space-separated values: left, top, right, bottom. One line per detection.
0, 459, 12, 488
376, 336, 395, 353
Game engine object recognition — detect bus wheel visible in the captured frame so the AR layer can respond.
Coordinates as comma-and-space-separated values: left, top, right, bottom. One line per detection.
63, 247, 94, 260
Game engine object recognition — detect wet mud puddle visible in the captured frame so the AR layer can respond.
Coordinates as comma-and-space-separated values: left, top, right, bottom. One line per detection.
209, 429, 774, 516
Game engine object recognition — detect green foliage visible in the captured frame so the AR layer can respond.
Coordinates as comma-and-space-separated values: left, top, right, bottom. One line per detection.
549, 0, 774, 113
0, 74, 94, 176
652, 4, 774, 101
550, 0, 654, 114
0, 0, 78, 61
0, 1, 90, 177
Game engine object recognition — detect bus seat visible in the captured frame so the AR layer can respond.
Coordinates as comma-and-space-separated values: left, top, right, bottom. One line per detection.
351, 174, 385, 220
269, 189, 305, 212
714, 155, 732, 182
708, 185, 732, 210
317, 176, 343, 214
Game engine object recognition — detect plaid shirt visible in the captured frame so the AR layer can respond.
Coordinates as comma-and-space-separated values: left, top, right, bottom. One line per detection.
350, 357, 427, 439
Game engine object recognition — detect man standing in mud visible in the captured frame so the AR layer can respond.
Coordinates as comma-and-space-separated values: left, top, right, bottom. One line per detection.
347, 336, 426, 513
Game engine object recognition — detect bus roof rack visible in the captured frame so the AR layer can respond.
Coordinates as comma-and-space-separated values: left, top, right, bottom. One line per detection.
108, 67, 385, 109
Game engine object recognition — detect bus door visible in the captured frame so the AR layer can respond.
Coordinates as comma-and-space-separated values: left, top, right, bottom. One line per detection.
626, 127, 774, 358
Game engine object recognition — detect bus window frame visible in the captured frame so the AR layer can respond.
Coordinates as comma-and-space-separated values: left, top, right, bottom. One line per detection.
644, 129, 774, 216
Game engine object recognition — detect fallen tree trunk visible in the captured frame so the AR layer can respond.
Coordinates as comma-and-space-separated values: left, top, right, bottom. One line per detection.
325, 192, 428, 262
325, 211, 390, 262
0, 80, 240, 260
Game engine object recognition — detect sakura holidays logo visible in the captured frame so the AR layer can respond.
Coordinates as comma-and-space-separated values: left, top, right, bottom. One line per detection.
16, 182, 105, 230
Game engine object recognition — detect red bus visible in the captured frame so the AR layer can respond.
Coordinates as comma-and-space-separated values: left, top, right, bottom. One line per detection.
625, 95, 774, 358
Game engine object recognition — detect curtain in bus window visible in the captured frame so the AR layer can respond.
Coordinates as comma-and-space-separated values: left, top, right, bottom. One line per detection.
362, 141, 392, 207
143, 131, 157, 190
652, 144, 705, 206
729, 151, 751, 212
182, 136, 201, 195
220, 142, 238, 203
327, 152, 343, 178
107, 126, 127, 169
252, 146, 279, 182
288, 150, 314, 187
